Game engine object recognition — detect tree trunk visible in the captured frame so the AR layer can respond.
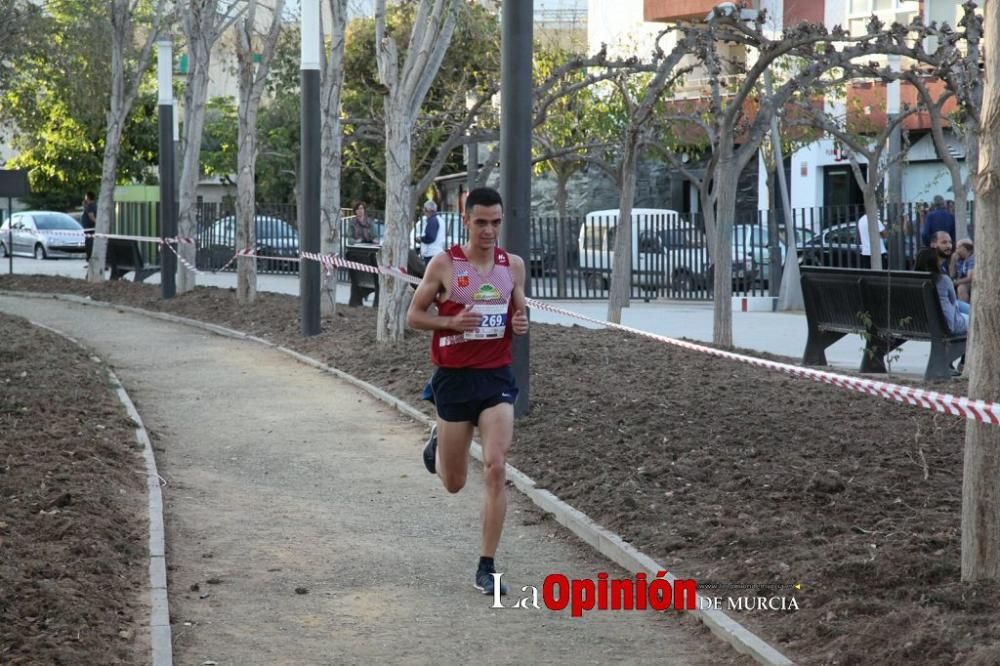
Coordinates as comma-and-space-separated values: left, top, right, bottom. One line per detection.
373, 0, 460, 343
711, 160, 738, 349
235, 103, 258, 305
177, 0, 231, 294
319, 0, 347, 316
961, 0, 1000, 582
607, 131, 638, 323
176, 48, 211, 293
375, 107, 412, 342
88, 1, 130, 283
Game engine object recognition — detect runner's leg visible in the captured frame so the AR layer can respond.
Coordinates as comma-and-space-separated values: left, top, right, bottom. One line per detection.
435, 418, 475, 493
476, 402, 513, 557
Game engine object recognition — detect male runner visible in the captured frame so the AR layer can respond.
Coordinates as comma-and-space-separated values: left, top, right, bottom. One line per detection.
406, 187, 529, 596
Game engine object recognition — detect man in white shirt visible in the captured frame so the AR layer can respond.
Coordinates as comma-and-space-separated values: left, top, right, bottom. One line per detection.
419, 200, 447, 265
857, 213, 888, 269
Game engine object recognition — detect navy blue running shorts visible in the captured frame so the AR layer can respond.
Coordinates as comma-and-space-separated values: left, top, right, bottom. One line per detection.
429, 366, 519, 425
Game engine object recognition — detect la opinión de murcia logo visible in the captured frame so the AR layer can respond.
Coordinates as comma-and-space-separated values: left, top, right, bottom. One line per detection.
490, 572, 802, 616
490, 571, 697, 616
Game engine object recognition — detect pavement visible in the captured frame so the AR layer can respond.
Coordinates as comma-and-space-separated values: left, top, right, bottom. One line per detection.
4, 255, 933, 377
0, 291, 732, 664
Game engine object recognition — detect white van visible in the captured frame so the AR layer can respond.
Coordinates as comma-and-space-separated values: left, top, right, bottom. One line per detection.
578, 209, 711, 291
578, 209, 768, 292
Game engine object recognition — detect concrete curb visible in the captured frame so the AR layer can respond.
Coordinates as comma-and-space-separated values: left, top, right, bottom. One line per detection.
4, 291, 793, 666
26, 319, 173, 666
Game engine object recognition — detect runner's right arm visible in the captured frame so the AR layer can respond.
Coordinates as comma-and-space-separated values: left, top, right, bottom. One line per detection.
406, 254, 480, 332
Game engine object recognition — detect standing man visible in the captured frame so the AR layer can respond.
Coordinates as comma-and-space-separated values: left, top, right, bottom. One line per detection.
921, 195, 956, 248
856, 212, 887, 269
81, 191, 97, 261
418, 199, 446, 265
406, 187, 529, 596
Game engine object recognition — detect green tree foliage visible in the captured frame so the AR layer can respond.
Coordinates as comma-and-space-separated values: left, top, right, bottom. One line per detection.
340, 2, 500, 210
0, 1, 159, 210
532, 44, 624, 219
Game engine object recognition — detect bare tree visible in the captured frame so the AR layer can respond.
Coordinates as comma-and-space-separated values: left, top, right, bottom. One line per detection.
793, 94, 918, 270
87, 0, 171, 282
962, 0, 1000, 582
373, 0, 460, 343
659, 11, 942, 346
233, 0, 285, 305
319, 0, 348, 315
902, 5, 983, 242
176, 0, 246, 294
605, 32, 695, 324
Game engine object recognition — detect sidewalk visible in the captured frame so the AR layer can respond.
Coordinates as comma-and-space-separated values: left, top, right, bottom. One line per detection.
6, 254, 932, 376
0, 294, 724, 664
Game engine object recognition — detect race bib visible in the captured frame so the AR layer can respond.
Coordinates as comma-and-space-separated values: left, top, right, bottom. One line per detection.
464, 303, 508, 340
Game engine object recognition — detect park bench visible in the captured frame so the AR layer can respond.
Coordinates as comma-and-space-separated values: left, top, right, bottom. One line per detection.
800, 265, 966, 380
107, 238, 160, 283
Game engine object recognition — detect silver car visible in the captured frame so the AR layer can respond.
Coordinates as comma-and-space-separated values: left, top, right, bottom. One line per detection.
0, 211, 87, 259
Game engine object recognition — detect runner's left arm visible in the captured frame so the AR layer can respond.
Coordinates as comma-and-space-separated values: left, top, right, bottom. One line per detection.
509, 255, 529, 335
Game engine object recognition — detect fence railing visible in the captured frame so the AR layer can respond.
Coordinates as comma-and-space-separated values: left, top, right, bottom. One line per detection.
108, 201, 974, 299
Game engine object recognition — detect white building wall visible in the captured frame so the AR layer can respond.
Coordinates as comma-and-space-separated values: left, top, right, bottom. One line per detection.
587, 0, 664, 59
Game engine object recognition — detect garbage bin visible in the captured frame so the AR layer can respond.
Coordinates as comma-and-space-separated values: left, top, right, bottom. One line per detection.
345, 243, 380, 306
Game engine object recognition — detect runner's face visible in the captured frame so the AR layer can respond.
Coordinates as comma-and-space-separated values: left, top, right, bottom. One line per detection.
465, 204, 503, 250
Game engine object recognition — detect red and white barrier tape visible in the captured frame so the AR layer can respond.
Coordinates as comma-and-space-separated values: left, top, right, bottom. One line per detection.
63, 231, 1000, 425
526, 299, 1000, 426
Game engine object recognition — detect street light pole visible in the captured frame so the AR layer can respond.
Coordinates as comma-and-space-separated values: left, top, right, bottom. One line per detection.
158, 40, 176, 300
501, 0, 532, 418
300, 0, 321, 336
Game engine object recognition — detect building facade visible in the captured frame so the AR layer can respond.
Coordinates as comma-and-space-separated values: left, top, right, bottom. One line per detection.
589, 0, 972, 225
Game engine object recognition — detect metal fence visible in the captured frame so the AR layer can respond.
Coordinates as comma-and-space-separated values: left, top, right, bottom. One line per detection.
110, 200, 975, 299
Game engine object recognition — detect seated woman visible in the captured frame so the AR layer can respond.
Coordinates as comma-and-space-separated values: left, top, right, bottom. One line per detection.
914, 248, 968, 335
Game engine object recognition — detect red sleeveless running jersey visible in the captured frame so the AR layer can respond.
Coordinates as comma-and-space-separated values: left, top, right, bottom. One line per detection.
431, 245, 515, 369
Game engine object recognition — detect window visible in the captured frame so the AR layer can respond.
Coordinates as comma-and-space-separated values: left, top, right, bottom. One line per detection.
847, 0, 917, 37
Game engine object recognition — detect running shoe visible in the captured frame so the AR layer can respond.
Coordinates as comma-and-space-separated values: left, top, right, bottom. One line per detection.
474, 566, 508, 596
422, 425, 437, 474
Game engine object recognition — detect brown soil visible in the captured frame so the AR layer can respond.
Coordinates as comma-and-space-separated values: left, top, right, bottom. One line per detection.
0, 309, 149, 665
3, 274, 1000, 666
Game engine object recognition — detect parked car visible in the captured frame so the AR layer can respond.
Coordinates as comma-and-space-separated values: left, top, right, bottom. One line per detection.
797, 223, 862, 268
529, 218, 581, 277
198, 214, 299, 271
578, 209, 777, 292
0, 211, 87, 259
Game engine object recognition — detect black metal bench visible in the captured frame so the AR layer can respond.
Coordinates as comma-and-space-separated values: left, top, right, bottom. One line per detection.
800, 266, 966, 380
107, 238, 160, 282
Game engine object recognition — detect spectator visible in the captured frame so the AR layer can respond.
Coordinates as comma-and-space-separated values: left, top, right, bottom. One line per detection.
921, 195, 955, 248
929, 230, 955, 275
350, 201, 376, 244
81, 191, 97, 261
419, 199, 445, 265
914, 247, 968, 336
856, 212, 887, 269
952, 238, 975, 303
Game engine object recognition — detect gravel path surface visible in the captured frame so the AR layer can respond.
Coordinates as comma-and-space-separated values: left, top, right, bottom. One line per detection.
0, 295, 727, 665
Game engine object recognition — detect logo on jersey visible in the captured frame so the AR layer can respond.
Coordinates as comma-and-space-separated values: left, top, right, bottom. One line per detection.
457, 272, 470, 288
473, 284, 501, 301
497, 253, 508, 264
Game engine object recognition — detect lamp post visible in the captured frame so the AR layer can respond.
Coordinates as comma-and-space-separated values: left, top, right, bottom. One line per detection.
300, 0, 321, 336
157, 39, 177, 300
501, 0, 532, 418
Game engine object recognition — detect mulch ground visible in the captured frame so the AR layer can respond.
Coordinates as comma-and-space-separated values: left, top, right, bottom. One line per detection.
0, 308, 149, 665
2, 274, 1000, 665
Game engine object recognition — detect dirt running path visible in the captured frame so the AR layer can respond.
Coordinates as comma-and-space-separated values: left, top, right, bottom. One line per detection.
0, 295, 726, 665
